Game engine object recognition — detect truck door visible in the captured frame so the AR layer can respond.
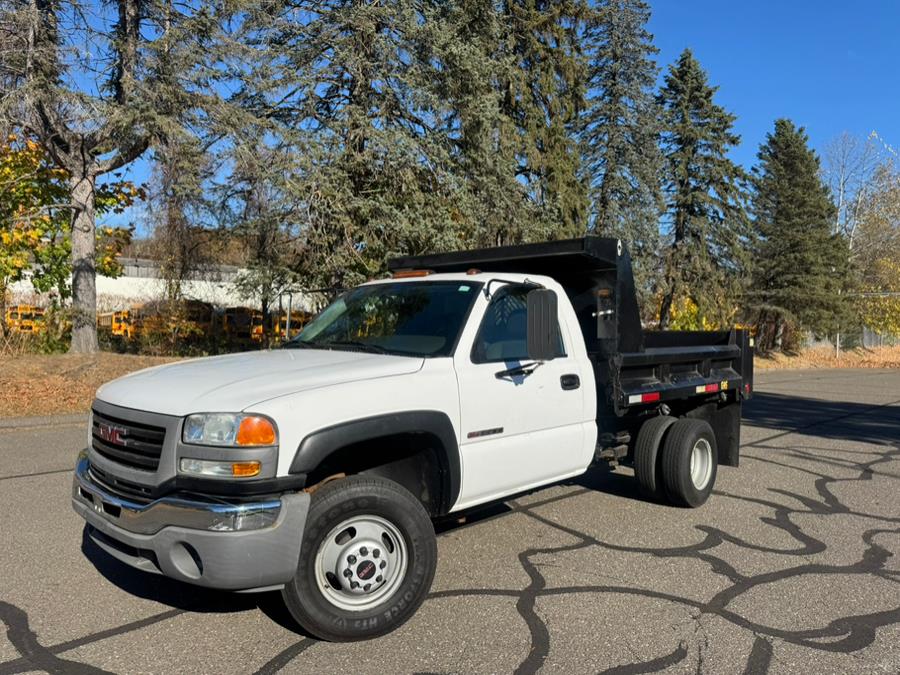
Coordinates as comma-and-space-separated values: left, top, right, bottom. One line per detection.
452, 284, 592, 510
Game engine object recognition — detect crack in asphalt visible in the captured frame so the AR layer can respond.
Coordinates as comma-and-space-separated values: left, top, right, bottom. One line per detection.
1, 393, 898, 673
0, 610, 183, 675
0, 468, 72, 482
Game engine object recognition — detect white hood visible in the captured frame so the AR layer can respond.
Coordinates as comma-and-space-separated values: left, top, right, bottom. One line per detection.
96, 349, 425, 416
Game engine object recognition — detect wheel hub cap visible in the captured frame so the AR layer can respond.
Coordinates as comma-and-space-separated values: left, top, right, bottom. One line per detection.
314, 515, 407, 611
690, 438, 713, 490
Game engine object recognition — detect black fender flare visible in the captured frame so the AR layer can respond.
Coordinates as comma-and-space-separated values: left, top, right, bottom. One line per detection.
289, 411, 461, 514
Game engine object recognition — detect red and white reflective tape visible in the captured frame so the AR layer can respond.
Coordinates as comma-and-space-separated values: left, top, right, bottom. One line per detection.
695, 383, 720, 394
627, 392, 660, 405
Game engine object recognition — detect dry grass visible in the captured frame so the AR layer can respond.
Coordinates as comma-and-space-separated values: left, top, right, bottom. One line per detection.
755, 345, 900, 371
0, 353, 177, 418
1, 345, 897, 419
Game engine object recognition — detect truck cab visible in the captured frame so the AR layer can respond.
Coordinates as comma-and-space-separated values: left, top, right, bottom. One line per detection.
72, 237, 752, 642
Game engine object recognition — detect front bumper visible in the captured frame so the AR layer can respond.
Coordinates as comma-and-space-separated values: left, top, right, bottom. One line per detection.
72, 452, 309, 591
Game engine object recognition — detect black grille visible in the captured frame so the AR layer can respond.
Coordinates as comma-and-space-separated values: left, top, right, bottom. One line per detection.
88, 464, 156, 503
91, 409, 166, 471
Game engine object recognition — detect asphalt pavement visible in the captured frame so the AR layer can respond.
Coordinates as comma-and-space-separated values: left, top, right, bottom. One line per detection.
1, 369, 898, 674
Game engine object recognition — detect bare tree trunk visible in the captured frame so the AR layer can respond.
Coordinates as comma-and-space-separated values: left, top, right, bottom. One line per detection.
774, 315, 784, 352
69, 173, 99, 353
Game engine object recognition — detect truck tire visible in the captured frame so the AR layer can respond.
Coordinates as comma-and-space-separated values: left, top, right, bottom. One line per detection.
282, 475, 437, 641
634, 415, 677, 501
660, 418, 718, 507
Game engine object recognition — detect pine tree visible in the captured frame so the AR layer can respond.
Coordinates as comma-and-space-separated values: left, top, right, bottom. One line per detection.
750, 119, 851, 351
427, 0, 545, 248
499, 0, 590, 237
240, 0, 469, 288
657, 49, 749, 328
581, 0, 663, 307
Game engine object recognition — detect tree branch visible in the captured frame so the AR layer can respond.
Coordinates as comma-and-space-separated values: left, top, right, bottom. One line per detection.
98, 135, 150, 174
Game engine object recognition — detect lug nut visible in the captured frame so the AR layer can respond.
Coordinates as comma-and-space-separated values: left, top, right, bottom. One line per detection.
360, 546, 368, 556
363, 583, 371, 592
376, 575, 383, 583
373, 549, 380, 558
347, 555, 357, 564
350, 581, 359, 589
379, 560, 386, 569
343, 569, 352, 578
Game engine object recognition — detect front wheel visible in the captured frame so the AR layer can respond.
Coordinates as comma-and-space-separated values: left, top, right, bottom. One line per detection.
282, 476, 437, 641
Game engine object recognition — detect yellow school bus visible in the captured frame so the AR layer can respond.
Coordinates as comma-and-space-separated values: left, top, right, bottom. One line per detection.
272, 310, 312, 341
223, 307, 259, 343
5, 305, 45, 333
98, 309, 136, 339
132, 300, 213, 342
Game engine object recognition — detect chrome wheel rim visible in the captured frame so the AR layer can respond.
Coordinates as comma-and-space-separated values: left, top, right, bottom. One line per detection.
314, 515, 408, 612
689, 438, 713, 490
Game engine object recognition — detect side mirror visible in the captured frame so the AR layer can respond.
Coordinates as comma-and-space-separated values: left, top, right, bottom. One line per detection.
526, 289, 559, 362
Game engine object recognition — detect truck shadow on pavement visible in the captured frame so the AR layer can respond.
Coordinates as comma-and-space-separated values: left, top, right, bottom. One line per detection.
744, 390, 900, 446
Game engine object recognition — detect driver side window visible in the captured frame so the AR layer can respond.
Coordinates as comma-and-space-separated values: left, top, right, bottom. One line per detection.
472, 286, 565, 363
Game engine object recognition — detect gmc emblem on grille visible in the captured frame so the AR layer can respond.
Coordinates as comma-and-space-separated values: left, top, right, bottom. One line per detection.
98, 423, 127, 445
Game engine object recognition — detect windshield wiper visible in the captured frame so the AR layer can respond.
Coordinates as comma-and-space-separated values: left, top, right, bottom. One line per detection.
282, 341, 318, 349
320, 340, 390, 354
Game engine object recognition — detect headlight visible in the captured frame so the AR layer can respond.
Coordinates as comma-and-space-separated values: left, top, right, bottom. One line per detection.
182, 413, 277, 447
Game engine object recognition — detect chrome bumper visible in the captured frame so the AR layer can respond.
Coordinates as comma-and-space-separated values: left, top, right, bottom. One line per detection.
72, 451, 280, 533
71, 451, 310, 591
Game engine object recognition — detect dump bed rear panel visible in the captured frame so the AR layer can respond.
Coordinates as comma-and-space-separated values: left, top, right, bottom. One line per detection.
614, 330, 753, 412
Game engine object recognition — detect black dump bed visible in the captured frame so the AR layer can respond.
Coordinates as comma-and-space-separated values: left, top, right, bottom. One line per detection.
390, 237, 754, 464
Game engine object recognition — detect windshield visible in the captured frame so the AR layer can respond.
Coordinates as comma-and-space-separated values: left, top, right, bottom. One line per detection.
289, 281, 481, 357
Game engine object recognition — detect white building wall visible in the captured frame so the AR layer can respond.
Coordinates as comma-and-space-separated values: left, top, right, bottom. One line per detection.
9, 261, 316, 313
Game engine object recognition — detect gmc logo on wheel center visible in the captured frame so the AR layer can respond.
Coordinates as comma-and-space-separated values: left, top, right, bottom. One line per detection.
97, 423, 127, 445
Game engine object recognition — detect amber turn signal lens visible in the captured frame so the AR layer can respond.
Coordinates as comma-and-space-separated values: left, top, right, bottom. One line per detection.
236, 416, 277, 446
391, 269, 433, 278
232, 461, 261, 477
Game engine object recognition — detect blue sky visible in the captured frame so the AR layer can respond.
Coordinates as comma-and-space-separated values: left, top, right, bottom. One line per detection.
648, 1, 899, 167
112, 1, 899, 232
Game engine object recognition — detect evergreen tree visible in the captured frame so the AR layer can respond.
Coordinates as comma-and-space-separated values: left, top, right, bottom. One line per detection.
499, 0, 590, 237
581, 0, 663, 307
428, 0, 545, 247
750, 119, 851, 351
657, 49, 749, 328
239, 1, 469, 289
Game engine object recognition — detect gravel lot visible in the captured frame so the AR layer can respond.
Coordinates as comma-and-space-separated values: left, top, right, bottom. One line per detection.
1, 368, 898, 674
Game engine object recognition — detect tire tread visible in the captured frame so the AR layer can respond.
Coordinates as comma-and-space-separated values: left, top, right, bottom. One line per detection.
661, 418, 717, 508
634, 415, 676, 501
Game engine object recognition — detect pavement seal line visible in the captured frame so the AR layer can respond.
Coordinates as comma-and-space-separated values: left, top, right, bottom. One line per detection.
425, 440, 900, 672
2, 379, 897, 673
598, 641, 690, 674
0, 602, 116, 675
0, 609, 183, 675
0, 468, 73, 482
0, 414, 87, 431
250, 638, 316, 675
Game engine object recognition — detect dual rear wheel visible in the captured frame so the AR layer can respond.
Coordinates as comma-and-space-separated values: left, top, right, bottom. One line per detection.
634, 416, 718, 507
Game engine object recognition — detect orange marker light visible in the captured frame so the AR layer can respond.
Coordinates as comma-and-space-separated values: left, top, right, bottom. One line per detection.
236, 416, 277, 446
391, 269, 433, 278
232, 461, 261, 477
